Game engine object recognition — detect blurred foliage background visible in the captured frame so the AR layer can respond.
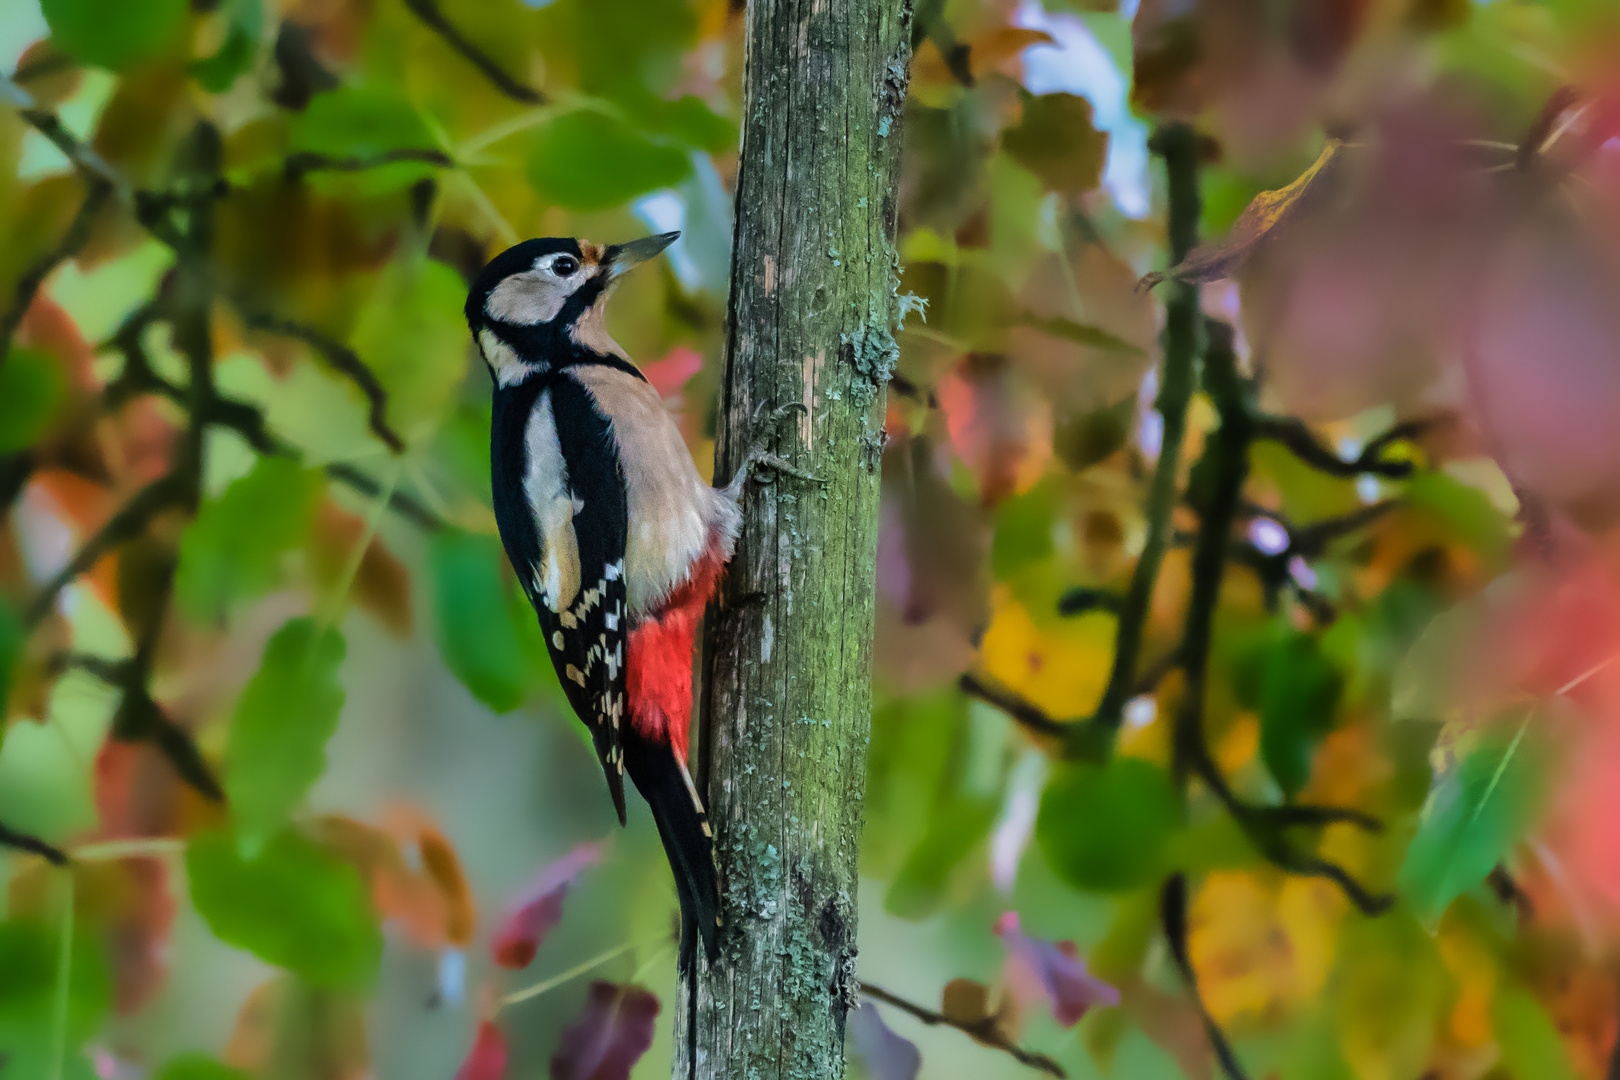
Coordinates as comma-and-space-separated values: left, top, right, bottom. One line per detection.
2, 0, 1620, 1077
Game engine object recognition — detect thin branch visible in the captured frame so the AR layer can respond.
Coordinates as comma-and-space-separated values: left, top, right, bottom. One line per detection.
1056, 587, 1122, 617
1160, 874, 1250, 1080
0, 821, 69, 865
10, 99, 125, 193
99, 307, 443, 528
0, 179, 112, 367
323, 462, 444, 530
1251, 415, 1423, 479
1174, 326, 1392, 914
285, 147, 453, 180
24, 472, 189, 627
60, 650, 225, 803
400, 0, 544, 104
237, 310, 406, 453
960, 672, 1070, 738
1075, 123, 1203, 748
860, 983, 1067, 1078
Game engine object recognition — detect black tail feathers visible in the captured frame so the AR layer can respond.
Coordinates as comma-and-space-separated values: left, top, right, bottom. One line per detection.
622, 736, 720, 970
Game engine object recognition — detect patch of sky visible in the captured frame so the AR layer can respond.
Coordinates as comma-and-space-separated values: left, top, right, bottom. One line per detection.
1015, 0, 1151, 219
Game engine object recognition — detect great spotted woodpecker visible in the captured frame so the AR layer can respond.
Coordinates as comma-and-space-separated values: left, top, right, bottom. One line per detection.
466, 233, 736, 966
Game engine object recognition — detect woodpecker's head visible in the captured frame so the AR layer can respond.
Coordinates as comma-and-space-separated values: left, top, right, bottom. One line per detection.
466, 232, 679, 386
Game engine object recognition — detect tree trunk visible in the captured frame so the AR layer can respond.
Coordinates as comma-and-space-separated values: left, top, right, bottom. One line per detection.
675, 0, 913, 1076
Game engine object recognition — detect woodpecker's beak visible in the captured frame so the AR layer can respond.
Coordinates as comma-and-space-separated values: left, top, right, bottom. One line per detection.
606, 232, 680, 278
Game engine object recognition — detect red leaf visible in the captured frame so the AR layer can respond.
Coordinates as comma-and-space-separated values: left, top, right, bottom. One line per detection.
938, 354, 1052, 506
550, 982, 659, 1080
640, 346, 703, 400
849, 1002, 920, 1080
995, 912, 1118, 1026
491, 841, 605, 969
455, 1020, 508, 1080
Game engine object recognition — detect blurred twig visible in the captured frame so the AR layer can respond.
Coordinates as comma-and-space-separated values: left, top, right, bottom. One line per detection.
285, 147, 454, 180
0, 821, 69, 865
1251, 416, 1424, 479
400, 0, 544, 104
1174, 324, 1392, 914
23, 471, 189, 627
236, 310, 407, 452
860, 983, 1067, 1078
1160, 874, 1250, 1080
57, 650, 225, 802
960, 672, 1069, 738
1074, 124, 1202, 749
101, 307, 444, 529
0, 178, 111, 369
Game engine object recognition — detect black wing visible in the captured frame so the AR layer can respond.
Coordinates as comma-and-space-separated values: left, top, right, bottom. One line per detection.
490, 375, 630, 823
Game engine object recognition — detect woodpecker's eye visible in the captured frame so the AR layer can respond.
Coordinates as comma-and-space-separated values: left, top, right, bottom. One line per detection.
552, 255, 580, 276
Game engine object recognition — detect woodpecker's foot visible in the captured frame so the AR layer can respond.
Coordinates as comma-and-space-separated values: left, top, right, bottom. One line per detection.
723, 403, 822, 493
742, 448, 822, 485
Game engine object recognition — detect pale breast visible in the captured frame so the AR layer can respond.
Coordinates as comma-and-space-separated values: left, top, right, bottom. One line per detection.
567, 365, 739, 615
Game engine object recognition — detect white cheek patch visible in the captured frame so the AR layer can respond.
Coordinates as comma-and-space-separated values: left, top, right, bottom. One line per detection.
487, 270, 574, 325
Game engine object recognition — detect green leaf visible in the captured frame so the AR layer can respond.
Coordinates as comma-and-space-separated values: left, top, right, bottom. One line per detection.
1405, 473, 1512, 570
1053, 395, 1136, 472
1258, 631, 1344, 797
1493, 985, 1580, 1080
0, 918, 112, 1078
187, 827, 382, 988
0, 348, 68, 454
431, 531, 546, 713
1037, 757, 1179, 892
154, 1054, 255, 1080
289, 88, 442, 194
527, 108, 692, 211
991, 479, 1058, 581
632, 95, 737, 153
1398, 717, 1544, 924
884, 795, 999, 918
42, 0, 188, 70
348, 258, 469, 446
225, 617, 346, 853
1002, 93, 1109, 196
174, 458, 324, 621
190, 0, 263, 92
0, 596, 22, 725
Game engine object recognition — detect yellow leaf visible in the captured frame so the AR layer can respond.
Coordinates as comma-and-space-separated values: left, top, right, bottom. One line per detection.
1188, 871, 1342, 1026
978, 587, 1114, 720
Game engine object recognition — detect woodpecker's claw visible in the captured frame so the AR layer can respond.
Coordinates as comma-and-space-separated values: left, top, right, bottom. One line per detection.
723, 443, 824, 497
724, 402, 821, 493
743, 449, 823, 485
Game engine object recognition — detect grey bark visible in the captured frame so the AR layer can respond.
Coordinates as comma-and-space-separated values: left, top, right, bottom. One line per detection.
675, 0, 913, 1076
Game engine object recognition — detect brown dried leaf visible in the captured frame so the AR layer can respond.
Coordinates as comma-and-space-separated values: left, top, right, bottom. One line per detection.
1139, 138, 1346, 290
941, 977, 994, 1026
224, 975, 370, 1080
1003, 93, 1109, 196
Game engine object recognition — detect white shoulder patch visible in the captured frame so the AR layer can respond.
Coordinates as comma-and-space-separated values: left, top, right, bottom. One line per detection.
524, 391, 582, 612
480, 329, 544, 387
